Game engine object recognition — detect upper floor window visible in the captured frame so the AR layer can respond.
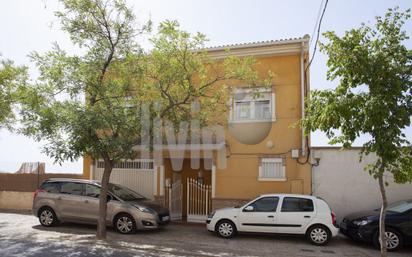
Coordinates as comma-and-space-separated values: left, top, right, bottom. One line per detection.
230, 88, 275, 122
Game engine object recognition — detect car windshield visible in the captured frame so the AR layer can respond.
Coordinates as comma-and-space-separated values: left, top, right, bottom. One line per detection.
387, 200, 412, 213
108, 183, 145, 201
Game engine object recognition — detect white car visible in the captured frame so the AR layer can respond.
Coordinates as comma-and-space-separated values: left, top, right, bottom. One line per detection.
206, 194, 339, 245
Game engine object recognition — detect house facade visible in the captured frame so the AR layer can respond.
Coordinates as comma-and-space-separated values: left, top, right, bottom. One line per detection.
83, 35, 312, 222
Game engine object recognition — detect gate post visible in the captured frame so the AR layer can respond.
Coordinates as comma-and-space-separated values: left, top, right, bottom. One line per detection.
187, 178, 190, 219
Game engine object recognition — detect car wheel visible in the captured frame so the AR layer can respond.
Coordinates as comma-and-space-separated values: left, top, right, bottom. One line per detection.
307, 225, 331, 246
373, 229, 403, 252
216, 220, 237, 238
38, 207, 58, 227
114, 213, 136, 234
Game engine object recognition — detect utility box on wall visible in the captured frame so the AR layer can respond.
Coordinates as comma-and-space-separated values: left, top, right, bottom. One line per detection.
291, 149, 300, 159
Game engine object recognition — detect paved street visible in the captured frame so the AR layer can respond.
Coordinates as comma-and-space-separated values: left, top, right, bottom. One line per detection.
0, 212, 411, 257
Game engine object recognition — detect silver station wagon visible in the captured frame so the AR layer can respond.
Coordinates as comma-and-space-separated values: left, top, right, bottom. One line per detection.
32, 178, 170, 234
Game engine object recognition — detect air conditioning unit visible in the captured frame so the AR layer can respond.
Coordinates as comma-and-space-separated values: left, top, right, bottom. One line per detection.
291, 149, 300, 159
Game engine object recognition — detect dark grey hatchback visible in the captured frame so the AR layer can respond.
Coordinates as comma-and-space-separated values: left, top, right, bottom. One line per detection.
340, 199, 412, 251
33, 178, 170, 234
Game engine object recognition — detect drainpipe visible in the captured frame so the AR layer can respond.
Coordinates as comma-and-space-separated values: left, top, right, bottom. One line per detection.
300, 41, 306, 156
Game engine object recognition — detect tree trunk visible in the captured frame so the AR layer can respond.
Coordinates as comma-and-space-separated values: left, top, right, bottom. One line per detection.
96, 157, 113, 240
378, 173, 388, 257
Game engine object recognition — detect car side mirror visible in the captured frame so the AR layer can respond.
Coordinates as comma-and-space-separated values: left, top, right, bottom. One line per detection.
243, 205, 254, 212
107, 195, 112, 202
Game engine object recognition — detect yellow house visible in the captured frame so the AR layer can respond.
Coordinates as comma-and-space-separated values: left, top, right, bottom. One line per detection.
83, 35, 311, 222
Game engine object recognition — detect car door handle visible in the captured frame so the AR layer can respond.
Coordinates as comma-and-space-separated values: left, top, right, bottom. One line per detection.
267, 215, 274, 218
304, 215, 311, 218
57, 196, 62, 200
84, 200, 89, 203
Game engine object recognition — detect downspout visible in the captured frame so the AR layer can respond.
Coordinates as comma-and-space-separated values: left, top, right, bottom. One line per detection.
300, 41, 306, 156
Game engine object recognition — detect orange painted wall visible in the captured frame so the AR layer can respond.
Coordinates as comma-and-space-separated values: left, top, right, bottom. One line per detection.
214, 53, 311, 200
83, 156, 92, 179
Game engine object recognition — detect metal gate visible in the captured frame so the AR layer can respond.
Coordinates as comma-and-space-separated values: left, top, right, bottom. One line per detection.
187, 178, 212, 223
165, 180, 182, 221
93, 159, 154, 199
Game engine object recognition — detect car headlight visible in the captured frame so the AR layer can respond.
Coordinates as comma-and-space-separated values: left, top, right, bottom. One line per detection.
135, 205, 154, 214
207, 211, 216, 219
353, 219, 371, 226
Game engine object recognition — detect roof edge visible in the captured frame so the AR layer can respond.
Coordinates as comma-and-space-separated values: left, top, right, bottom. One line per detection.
202, 35, 310, 59
203, 35, 310, 52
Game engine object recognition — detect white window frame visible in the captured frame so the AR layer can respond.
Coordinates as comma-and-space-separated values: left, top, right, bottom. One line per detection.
258, 157, 286, 181
229, 87, 276, 123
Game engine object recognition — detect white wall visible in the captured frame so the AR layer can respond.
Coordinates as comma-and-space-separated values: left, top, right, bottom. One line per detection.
312, 148, 412, 222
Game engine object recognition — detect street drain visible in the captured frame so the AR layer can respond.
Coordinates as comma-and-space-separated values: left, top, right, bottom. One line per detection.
321, 250, 336, 254
301, 249, 315, 252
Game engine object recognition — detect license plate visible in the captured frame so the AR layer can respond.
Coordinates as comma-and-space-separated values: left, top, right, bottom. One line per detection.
162, 216, 170, 221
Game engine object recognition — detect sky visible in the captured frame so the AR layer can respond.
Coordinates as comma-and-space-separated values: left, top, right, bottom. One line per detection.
0, 0, 411, 173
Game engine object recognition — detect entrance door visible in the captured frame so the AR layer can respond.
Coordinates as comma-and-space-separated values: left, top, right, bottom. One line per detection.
169, 180, 182, 220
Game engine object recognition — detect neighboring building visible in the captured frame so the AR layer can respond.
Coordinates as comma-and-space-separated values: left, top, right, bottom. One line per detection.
83, 36, 312, 222
312, 147, 412, 223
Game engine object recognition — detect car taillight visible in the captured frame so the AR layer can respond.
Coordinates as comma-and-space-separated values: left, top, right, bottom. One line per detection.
331, 211, 337, 226
33, 189, 45, 199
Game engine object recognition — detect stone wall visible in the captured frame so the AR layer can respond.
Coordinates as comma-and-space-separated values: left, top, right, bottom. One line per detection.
0, 191, 33, 211
0, 173, 83, 192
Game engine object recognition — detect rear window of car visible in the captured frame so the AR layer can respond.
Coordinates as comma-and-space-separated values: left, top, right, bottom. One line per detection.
40, 182, 61, 193
281, 197, 314, 212
60, 182, 83, 196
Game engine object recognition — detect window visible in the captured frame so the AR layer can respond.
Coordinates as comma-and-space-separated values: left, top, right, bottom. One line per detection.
230, 89, 274, 122
255, 100, 271, 119
248, 197, 279, 212
40, 182, 61, 193
258, 158, 286, 181
235, 101, 251, 119
85, 184, 101, 198
281, 197, 314, 212
60, 182, 83, 196
97, 160, 154, 170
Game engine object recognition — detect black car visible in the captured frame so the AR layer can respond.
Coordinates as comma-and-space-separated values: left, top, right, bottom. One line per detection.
340, 199, 412, 251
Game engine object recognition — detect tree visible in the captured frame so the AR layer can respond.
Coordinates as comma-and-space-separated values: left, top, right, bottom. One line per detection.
16, 0, 268, 239
302, 8, 412, 256
0, 59, 27, 129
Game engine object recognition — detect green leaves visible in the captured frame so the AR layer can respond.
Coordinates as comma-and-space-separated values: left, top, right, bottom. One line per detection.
0, 58, 28, 130
303, 7, 412, 182
144, 20, 267, 127
12, 0, 267, 166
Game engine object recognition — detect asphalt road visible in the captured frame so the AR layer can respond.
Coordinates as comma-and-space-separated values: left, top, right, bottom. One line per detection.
0, 212, 411, 257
